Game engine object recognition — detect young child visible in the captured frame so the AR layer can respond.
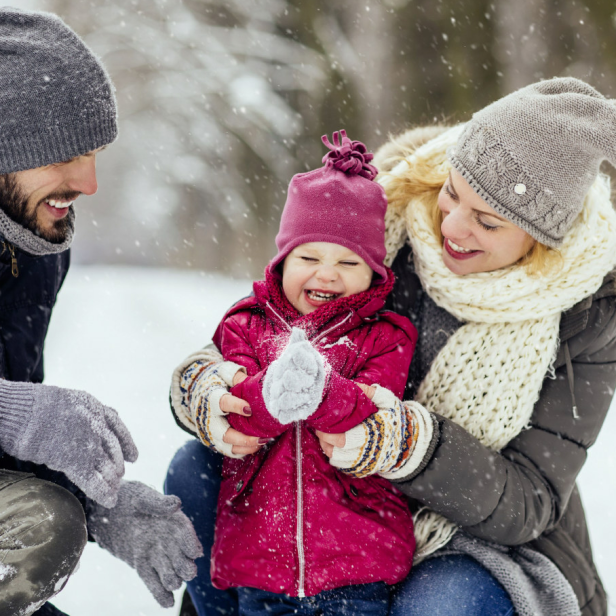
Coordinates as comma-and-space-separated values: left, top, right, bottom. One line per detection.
210, 131, 417, 615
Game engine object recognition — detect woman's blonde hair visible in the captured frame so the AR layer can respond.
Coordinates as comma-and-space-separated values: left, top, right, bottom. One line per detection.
381, 134, 562, 277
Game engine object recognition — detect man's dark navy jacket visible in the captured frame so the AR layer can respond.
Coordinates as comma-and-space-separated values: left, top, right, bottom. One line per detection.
0, 240, 87, 508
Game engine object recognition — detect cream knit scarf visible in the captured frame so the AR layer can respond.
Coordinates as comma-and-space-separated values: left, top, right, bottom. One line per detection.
382, 126, 616, 560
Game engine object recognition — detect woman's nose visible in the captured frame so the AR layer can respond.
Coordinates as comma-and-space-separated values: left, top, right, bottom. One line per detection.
441, 205, 472, 240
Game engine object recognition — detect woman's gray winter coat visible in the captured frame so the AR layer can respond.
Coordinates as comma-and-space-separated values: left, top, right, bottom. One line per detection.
387, 243, 615, 615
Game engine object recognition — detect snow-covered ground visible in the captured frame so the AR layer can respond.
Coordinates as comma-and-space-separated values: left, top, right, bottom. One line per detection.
46, 266, 615, 615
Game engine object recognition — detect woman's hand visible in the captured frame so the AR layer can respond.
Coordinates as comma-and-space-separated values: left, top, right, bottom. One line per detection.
220, 371, 263, 456
231, 369, 248, 387
315, 430, 345, 458
317, 387, 438, 481
356, 382, 376, 400
316, 381, 374, 458
314, 383, 376, 458
183, 359, 266, 459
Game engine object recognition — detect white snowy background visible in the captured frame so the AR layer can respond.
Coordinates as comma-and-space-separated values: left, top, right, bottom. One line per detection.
8, 0, 616, 613
45, 267, 250, 615
44, 266, 615, 616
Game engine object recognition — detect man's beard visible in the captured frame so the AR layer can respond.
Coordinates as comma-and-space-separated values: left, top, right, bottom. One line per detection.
0, 173, 75, 244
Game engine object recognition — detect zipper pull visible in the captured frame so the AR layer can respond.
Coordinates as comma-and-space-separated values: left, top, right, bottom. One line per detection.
3, 242, 18, 278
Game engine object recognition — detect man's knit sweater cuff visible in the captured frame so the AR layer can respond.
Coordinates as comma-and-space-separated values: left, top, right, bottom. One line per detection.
0, 380, 34, 447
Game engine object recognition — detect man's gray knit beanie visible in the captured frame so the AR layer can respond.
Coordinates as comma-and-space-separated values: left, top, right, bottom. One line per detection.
448, 77, 616, 247
0, 7, 117, 174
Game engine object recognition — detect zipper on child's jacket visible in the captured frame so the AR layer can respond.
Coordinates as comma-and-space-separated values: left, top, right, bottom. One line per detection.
295, 420, 306, 597
1, 241, 19, 277
312, 311, 353, 345
265, 301, 356, 597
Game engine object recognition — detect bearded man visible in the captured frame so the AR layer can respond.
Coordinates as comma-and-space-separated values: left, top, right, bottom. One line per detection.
0, 8, 201, 616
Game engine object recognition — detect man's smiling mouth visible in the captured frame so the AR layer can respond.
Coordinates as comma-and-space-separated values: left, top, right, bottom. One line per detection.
44, 199, 74, 209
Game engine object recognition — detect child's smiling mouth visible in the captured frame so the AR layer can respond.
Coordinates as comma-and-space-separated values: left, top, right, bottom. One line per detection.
305, 289, 341, 304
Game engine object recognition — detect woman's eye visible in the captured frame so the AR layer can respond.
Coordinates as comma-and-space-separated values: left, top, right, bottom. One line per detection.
474, 214, 499, 231
444, 184, 458, 201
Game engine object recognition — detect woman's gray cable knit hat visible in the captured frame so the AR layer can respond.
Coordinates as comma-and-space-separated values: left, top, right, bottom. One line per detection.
0, 7, 117, 174
448, 77, 616, 247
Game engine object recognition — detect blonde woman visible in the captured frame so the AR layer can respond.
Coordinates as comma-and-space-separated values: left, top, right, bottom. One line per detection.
167, 78, 616, 616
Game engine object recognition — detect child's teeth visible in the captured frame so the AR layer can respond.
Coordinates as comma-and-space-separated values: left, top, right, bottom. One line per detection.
308, 290, 336, 301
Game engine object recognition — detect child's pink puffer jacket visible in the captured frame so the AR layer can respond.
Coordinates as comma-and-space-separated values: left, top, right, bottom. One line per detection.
211, 276, 417, 597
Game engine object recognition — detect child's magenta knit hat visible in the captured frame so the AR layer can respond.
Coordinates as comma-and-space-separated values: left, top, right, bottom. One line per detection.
269, 130, 388, 284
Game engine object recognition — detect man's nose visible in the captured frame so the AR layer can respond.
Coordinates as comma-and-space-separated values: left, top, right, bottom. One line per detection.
65, 155, 98, 196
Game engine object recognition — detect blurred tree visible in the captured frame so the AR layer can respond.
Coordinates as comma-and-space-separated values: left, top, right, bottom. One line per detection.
46, 0, 328, 272
36, 0, 616, 276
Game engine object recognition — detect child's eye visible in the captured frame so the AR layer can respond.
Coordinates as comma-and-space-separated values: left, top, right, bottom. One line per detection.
340, 261, 358, 267
300, 256, 318, 262
474, 214, 499, 231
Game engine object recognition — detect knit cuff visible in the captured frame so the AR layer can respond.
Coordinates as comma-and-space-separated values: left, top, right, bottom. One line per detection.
217, 361, 246, 387
201, 389, 238, 458
329, 424, 367, 469
382, 402, 439, 483
370, 384, 398, 409
330, 386, 405, 477
191, 371, 244, 460
0, 379, 35, 449
170, 344, 224, 434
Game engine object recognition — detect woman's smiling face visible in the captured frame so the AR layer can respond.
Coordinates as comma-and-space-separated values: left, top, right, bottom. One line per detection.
438, 169, 536, 275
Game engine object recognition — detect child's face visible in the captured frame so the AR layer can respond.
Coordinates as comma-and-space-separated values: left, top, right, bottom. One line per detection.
282, 242, 373, 315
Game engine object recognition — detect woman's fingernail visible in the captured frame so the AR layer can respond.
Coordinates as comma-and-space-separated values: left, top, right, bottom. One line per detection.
243, 406, 252, 416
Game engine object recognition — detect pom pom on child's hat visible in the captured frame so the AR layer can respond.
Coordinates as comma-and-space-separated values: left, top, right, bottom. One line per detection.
270, 129, 389, 284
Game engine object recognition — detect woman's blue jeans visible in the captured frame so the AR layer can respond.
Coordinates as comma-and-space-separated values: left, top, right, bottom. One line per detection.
165, 440, 515, 616
238, 583, 389, 616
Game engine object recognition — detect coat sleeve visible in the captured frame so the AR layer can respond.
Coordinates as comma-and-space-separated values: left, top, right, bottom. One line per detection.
305, 319, 416, 434
393, 296, 616, 545
218, 313, 289, 438
215, 311, 262, 377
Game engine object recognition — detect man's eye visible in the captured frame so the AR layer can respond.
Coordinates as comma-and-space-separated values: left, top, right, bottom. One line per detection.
49, 159, 72, 168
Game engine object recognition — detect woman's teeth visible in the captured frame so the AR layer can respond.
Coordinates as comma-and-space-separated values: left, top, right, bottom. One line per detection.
447, 239, 475, 254
306, 290, 338, 302
45, 199, 74, 209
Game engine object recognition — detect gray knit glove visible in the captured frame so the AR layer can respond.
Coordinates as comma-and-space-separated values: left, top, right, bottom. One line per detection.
0, 379, 138, 507
88, 481, 203, 608
263, 327, 326, 424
